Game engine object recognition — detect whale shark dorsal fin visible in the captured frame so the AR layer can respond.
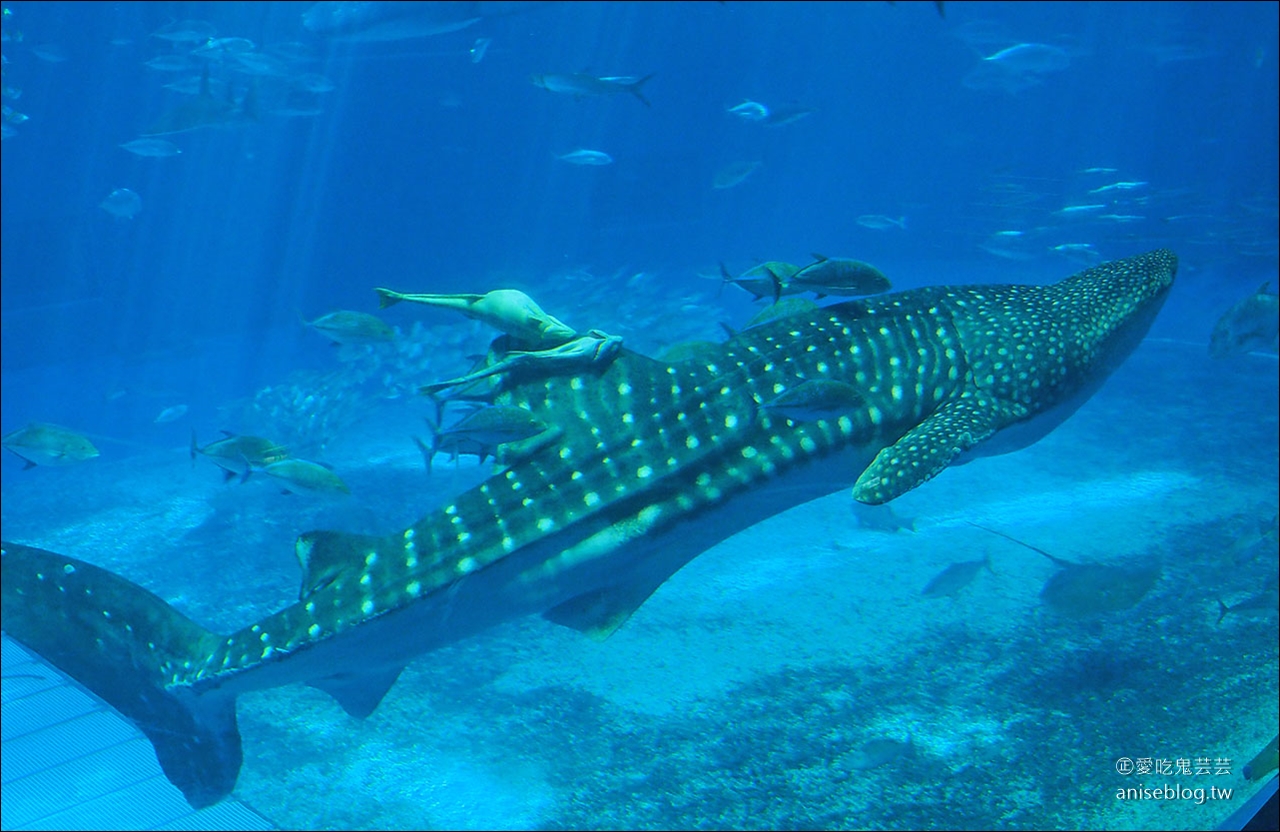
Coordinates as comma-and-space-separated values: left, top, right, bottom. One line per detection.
852, 395, 1028, 504
295, 530, 380, 600
308, 666, 405, 719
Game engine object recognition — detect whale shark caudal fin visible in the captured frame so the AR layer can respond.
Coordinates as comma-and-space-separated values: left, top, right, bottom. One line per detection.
0, 542, 241, 808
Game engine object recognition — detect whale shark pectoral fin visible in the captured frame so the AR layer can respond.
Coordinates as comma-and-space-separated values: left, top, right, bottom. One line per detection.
540, 506, 676, 640
308, 666, 406, 719
852, 395, 1026, 504
543, 575, 668, 642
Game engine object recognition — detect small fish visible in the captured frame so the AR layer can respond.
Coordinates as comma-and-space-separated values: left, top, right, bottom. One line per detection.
1050, 243, 1095, 253
191, 430, 288, 481
1053, 203, 1107, 216
1243, 734, 1279, 782
841, 736, 915, 770
726, 100, 769, 121
1209, 282, 1279, 358
1096, 214, 1145, 223
2, 423, 100, 469
301, 310, 396, 345
788, 254, 892, 298
1078, 166, 1119, 174
758, 379, 865, 423
144, 54, 196, 73
423, 405, 548, 473
119, 137, 182, 157
856, 214, 907, 231
375, 288, 575, 347
922, 553, 994, 598
469, 37, 491, 64
712, 160, 761, 190
151, 19, 217, 44
1088, 181, 1148, 194
154, 405, 189, 424
982, 43, 1071, 74
556, 148, 613, 166
531, 73, 653, 107
190, 37, 255, 58
100, 188, 142, 219
257, 458, 349, 495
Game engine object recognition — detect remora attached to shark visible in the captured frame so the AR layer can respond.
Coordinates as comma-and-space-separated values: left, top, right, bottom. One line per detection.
1, 250, 1178, 807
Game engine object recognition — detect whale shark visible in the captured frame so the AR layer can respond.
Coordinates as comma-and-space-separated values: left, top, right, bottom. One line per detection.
0, 249, 1177, 807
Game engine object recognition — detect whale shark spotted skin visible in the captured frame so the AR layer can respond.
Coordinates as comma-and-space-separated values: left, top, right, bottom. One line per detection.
1, 250, 1177, 807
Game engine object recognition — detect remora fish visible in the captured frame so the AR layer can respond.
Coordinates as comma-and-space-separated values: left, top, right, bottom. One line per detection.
1, 250, 1178, 807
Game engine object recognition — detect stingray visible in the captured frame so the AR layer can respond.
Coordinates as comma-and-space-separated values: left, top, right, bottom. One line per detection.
969, 522, 1160, 616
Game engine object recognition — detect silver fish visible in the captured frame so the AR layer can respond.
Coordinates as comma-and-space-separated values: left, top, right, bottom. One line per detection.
531, 72, 653, 107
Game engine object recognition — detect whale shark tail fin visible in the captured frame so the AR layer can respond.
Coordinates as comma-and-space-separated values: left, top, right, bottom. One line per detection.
1, 541, 242, 808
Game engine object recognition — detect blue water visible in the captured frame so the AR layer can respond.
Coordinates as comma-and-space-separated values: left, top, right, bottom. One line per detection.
1, 2, 1277, 829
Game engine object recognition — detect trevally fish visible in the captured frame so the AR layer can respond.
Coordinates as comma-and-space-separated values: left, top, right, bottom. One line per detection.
154, 405, 189, 424
2, 422, 99, 468
556, 148, 613, 166
301, 310, 396, 346
256, 459, 350, 496
421, 405, 548, 473
1209, 282, 1279, 358
531, 72, 654, 108
788, 254, 892, 298
1, 250, 1179, 808
190, 430, 289, 481
718, 261, 809, 303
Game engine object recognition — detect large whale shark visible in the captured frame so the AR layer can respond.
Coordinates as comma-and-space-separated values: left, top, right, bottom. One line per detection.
1, 249, 1177, 807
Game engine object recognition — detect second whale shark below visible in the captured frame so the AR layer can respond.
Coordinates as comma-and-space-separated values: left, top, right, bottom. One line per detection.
0, 249, 1178, 808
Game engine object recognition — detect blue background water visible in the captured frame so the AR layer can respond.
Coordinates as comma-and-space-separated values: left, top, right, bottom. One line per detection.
1, 2, 1277, 830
